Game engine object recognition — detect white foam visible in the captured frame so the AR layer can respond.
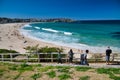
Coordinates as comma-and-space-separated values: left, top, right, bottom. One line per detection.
20, 27, 120, 53
34, 26, 40, 29
64, 32, 72, 35
42, 28, 59, 33
24, 24, 32, 27
22, 32, 120, 53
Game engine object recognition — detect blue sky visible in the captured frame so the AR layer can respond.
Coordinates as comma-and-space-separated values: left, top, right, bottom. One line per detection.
0, 0, 120, 20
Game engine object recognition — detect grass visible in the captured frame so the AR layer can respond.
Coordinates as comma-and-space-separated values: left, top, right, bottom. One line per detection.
79, 76, 90, 80
0, 69, 4, 77
31, 73, 42, 80
38, 66, 55, 72
17, 63, 33, 73
0, 62, 120, 80
75, 66, 92, 72
97, 68, 120, 80
46, 70, 56, 78
13, 72, 22, 80
56, 66, 72, 74
9, 65, 18, 70
58, 73, 71, 80
34, 64, 42, 67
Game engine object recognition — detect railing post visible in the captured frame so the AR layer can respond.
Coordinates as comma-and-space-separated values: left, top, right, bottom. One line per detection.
10, 53, 13, 62
1, 54, 4, 61
51, 53, 53, 62
66, 54, 68, 63
26, 54, 28, 62
38, 53, 40, 63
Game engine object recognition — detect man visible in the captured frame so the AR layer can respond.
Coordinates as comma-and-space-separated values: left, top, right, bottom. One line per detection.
81, 50, 89, 66
106, 46, 112, 65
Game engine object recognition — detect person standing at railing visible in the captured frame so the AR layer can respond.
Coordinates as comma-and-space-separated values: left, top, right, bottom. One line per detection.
80, 50, 89, 66
68, 49, 74, 63
106, 46, 112, 65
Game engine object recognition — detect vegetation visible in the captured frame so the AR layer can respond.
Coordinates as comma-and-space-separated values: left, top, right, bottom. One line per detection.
38, 46, 63, 53
24, 45, 63, 53
13, 72, 22, 80
58, 74, 71, 80
0, 69, 4, 77
0, 49, 18, 53
57, 66, 72, 74
97, 68, 120, 80
46, 70, 56, 78
18, 62, 33, 72
79, 76, 90, 80
31, 73, 42, 80
0, 62, 120, 80
38, 66, 55, 72
75, 66, 92, 71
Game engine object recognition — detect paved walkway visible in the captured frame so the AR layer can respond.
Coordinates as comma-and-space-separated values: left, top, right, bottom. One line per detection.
1, 61, 120, 68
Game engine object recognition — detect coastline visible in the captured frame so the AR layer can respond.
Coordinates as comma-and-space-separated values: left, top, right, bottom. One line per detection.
0, 22, 119, 59
0, 23, 79, 54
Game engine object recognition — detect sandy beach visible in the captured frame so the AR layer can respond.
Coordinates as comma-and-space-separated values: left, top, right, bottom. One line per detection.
0, 23, 81, 54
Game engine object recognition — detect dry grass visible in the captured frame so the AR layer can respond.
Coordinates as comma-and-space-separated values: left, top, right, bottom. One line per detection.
0, 62, 117, 80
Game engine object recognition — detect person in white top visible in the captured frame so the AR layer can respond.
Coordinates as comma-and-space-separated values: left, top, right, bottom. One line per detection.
80, 50, 89, 66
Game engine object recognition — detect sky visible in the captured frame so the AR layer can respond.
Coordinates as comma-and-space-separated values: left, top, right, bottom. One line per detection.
0, 0, 120, 20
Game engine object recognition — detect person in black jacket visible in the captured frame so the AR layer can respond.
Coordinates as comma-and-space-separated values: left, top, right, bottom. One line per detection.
68, 49, 74, 63
106, 46, 112, 65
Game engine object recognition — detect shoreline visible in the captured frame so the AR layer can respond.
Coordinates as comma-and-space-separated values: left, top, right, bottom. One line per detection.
0, 23, 80, 54
0, 23, 119, 58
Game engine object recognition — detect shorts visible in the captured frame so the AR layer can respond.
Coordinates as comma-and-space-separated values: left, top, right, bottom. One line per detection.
106, 56, 110, 61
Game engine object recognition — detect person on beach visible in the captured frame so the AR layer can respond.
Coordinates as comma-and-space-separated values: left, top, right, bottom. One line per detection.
80, 50, 89, 66
58, 51, 62, 64
106, 46, 112, 65
68, 49, 74, 63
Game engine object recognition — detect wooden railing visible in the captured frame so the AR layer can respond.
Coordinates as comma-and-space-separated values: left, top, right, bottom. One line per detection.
0, 53, 120, 64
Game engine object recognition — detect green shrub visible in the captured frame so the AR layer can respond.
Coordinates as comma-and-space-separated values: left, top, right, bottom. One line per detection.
46, 70, 56, 78
57, 68, 69, 73
18, 62, 33, 72
79, 76, 90, 80
96, 68, 110, 74
31, 73, 41, 80
29, 54, 38, 58
57, 66, 71, 73
38, 66, 55, 72
9, 65, 18, 70
97, 68, 120, 80
0, 49, 18, 53
0, 69, 4, 77
58, 74, 71, 80
34, 64, 42, 67
56, 66, 71, 69
75, 67, 92, 72
38, 46, 63, 53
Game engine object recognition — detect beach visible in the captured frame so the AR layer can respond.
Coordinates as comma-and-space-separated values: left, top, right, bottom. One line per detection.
0, 23, 80, 54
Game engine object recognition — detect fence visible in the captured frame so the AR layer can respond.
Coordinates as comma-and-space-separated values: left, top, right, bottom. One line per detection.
0, 53, 120, 64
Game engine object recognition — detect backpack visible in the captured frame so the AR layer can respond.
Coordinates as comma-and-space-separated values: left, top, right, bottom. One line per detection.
81, 54, 84, 60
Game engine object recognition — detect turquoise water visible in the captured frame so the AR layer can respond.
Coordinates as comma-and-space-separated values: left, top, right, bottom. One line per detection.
21, 22, 120, 53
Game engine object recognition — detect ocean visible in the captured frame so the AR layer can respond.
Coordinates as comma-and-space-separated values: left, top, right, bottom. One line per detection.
20, 22, 120, 53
